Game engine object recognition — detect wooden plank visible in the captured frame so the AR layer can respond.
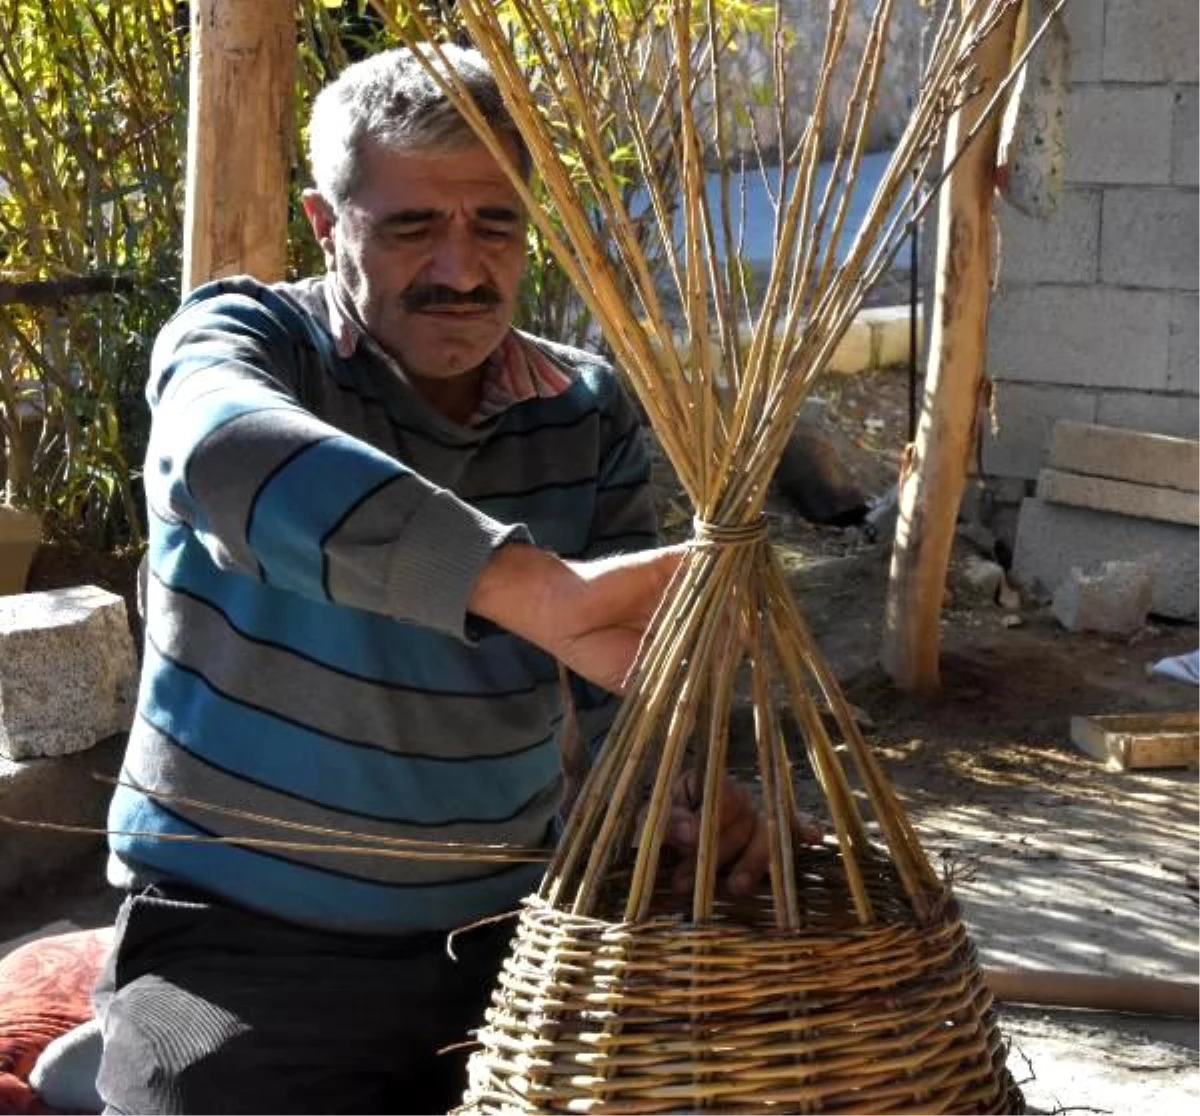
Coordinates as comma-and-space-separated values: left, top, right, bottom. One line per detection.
1070, 711, 1200, 771
183, 0, 295, 292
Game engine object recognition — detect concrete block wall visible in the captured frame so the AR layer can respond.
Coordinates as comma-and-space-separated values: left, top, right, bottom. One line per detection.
981, 0, 1199, 491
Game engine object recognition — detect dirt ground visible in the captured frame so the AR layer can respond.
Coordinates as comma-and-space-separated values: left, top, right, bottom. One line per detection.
8, 364, 1198, 1113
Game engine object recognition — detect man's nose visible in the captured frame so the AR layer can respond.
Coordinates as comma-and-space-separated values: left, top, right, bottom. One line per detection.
427, 223, 485, 291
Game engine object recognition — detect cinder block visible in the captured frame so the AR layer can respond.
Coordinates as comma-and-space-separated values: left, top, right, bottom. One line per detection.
1049, 419, 1200, 492
1173, 86, 1199, 188
1103, 0, 1199, 83
1167, 294, 1199, 394
1037, 467, 1199, 526
988, 286, 1172, 390
1012, 496, 1198, 619
1101, 188, 1199, 292
981, 381, 1097, 479
1063, 0, 1104, 83
997, 188, 1100, 284
0, 736, 123, 895
1066, 87, 1173, 186
1096, 390, 1200, 439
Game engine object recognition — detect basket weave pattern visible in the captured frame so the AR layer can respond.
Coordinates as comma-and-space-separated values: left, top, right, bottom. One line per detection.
462, 855, 1022, 1114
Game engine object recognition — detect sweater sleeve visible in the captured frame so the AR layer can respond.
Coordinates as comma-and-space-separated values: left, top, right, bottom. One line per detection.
565, 372, 661, 762
144, 280, 528, 641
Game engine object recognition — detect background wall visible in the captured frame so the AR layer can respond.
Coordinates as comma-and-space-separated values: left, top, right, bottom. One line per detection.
981, 0, 1198, 521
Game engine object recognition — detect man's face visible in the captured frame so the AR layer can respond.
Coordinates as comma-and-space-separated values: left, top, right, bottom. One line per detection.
305, 138, 527, 382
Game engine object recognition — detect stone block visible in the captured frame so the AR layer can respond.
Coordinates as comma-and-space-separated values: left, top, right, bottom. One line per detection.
997, 188, 1100, 284
1167, 294, 1198, 394
1048, 420, 1200, 492
1095, 390, 1200, 439
0, 586, 137, 761
1012, 497, 1198, 619
1100, 188, 1199, 292
0, 506, 40, 597
0, 736, 123, 895
981, 381, 1098, 480
989, 285, 1172, 390
1103, 0, 1199, 83
1173, 86, 1199, 187
1037, 468, 1199, 526
1063, 0, 1103, 83
1066, 87, 1172, 186
1051, 559, 1155, 636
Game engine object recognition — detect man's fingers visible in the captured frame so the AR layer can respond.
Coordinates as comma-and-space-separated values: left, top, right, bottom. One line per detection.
727, 811, 771, 895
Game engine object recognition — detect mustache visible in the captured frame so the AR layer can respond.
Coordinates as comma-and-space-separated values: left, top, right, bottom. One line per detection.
401, 284, 502, 312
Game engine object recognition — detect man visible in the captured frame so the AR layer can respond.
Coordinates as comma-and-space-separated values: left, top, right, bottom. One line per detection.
96, 44, 772, 1114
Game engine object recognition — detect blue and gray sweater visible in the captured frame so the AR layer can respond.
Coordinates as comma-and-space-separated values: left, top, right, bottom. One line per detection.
108, 276, 656, 935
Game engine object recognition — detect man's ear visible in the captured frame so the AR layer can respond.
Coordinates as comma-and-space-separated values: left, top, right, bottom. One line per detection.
301, 189, 338, 267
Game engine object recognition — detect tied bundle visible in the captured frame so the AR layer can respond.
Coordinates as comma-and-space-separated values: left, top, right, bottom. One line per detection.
380, 1, 1059, 1112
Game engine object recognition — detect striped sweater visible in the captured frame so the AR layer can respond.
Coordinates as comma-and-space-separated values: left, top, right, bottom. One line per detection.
108, 275, 656, 935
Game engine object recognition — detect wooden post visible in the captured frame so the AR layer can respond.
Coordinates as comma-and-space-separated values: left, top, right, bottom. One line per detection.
183, 0, 295, 293
880, 2, 1020, 692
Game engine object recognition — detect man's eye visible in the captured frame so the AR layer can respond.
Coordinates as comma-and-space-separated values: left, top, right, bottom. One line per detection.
478, 225, 517, 240
387, 227, 428, 242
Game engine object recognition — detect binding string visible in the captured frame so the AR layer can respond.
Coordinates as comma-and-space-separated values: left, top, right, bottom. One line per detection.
691, 515, 769, 547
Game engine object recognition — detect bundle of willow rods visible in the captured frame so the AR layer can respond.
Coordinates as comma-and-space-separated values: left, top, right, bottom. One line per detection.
379, 2, 1058, 1111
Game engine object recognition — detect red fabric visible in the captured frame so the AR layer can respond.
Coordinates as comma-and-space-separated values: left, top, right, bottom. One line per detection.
0, 928, 112, 1115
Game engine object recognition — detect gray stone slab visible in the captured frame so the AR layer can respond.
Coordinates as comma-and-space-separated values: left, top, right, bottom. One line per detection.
1173, 85, 1199, 188
1103, 0, 1199, 83
1038, 468, 1199, 526
997, 188, 1100, 285
0, 736, 123, 895
982, 381, 1098, 480
989, 285, 1172, 390
1012, 496, 1198, 619
1048, 420, 1200, 492
1066, 86, 1173, 186
1101, 188, 1199, 292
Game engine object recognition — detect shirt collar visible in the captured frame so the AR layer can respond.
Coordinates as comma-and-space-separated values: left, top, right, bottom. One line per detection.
321, 273, 572, 426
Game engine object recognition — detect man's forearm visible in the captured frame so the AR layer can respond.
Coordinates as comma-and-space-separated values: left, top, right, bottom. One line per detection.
467, 541, 685, 692
467, 542, 579, 650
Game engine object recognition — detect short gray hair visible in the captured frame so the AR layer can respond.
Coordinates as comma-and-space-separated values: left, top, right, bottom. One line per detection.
308, 44, 530, 206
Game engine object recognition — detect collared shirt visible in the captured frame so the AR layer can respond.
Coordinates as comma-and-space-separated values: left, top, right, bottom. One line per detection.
323, 274, 572, 426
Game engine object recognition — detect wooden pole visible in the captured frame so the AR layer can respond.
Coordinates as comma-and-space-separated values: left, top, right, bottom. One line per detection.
880, 2, 1020, 692
182, 0, 295, 293
985, 967, 1199, 1019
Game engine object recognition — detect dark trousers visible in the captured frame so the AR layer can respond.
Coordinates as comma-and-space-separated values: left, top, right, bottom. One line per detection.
93, 886, 512, 1115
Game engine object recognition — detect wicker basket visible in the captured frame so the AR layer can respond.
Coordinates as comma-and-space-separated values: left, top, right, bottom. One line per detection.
460, 852, 1021, 1114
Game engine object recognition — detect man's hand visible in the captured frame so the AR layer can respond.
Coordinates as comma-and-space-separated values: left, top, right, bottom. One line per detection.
468, 542, 686, 692
664, 770, 823, 896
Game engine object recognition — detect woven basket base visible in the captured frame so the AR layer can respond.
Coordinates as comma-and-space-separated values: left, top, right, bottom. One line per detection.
459, 861, 1023, 1114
